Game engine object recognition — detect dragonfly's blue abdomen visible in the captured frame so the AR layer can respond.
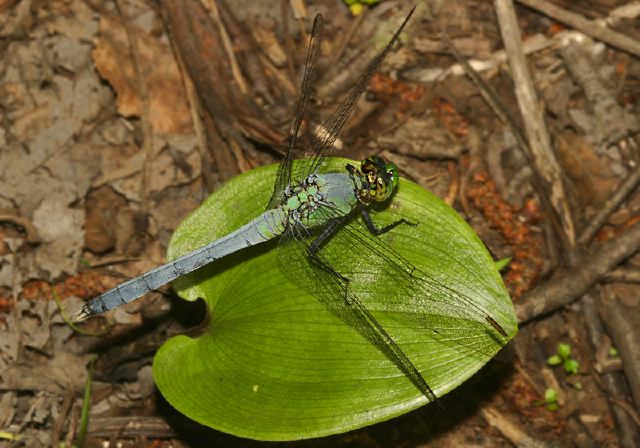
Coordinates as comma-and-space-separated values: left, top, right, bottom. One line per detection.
79, 208, 287, 317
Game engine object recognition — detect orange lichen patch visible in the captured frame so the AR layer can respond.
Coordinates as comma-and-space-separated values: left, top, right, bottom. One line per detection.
0, 296, 12, 312
548, 23, 565, 36
433, 98, 469, 138
467, 171, 543, 298
623, 215, 640, 229
504, 366, 567, 432
595, 215, 640, 242
21, 271, 122, 302
369, 74, 425, 113
507, 368, 541, 414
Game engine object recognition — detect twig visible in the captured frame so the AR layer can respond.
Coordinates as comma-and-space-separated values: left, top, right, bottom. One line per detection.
578, 164, 640, 245
88, 416, 177, 438
494, 0, 576, 249
481, 406, 550, 448
114, 0, 154, 215
582, 293, 640, 448
559, 45, 639, 146
281, 0, 296, 85
516, 221, 640, 323
201, 0, 248, 94
50, 392, 73, 448
607, 266, 640, 283
442, 33, 566, 241
329, 8, 367, 66
160, 0, 258, 180
515, 0, 640, 58
64, 402, 80, 448
442, 34, 529, 154
598, 288, 640, 410
610, 396, 640, 429
9, 248, 23, 361
288, 0, 307, 20
444, 161, 459, 206
167, 29, 214, 191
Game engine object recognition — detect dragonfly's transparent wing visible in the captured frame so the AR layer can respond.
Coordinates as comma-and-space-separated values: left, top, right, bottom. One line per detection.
293, 6, 416, 183
278, 201, 512, 399
328, 216, 512, 363
267, 15, 324, 209
278, 215, 438, 402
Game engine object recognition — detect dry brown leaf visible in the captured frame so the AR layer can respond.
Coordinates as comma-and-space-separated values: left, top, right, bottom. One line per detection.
555, 131, 618, 207
92, 15, 192, 134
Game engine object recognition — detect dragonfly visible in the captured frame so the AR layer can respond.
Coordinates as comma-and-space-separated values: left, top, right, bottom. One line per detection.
77, 6, 509, 403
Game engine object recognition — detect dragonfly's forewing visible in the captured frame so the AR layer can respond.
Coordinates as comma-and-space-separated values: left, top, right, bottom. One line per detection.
296, 6, 416, 182
278, 215, 438, 402
273, 7, 443, 400
279, 200, 512, 399
267, 15, 324, 209
323, 215, 513, 362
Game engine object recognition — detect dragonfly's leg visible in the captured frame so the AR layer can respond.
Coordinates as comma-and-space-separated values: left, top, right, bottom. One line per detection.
307, 219, 352, 302
359, 207, 416, 236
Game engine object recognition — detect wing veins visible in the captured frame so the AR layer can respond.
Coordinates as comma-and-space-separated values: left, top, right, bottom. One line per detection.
304, 6, 416, 177
268, 14, 324, 209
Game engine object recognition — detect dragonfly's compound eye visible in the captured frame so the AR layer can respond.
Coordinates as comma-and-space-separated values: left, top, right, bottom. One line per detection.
370, 168, 395, 202
385, 162, 399, 191
361, 155, 386, 174
361, 155, 399, 203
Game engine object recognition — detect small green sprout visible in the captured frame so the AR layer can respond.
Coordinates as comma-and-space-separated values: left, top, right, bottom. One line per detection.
544, 388, 559, 411
608, 347, 618, 357
573, 381, 582, 390
557, 343, 571, 359
344, 0, 382, 15
494, 257, 512, 272
547, 342, 580, 375
564, 359, 579, 375
547, 354, 562, 366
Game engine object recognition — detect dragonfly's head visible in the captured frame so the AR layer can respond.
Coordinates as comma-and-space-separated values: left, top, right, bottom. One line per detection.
360, 155, 399, 203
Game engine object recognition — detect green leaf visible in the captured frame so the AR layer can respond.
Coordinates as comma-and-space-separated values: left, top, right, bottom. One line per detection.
154, 158, 518, 441
608, 347, 618, 357
547, 354, 562, 366
494, 257, 512, 272
544, 388, 558, 404
557, 343, 571, 359
564, 359, 579, 375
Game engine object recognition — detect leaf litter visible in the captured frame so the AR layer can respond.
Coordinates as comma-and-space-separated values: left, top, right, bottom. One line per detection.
0, 0, 639, 446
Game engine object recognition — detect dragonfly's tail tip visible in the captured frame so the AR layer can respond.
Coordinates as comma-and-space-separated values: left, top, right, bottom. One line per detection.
72, 306, 91, 323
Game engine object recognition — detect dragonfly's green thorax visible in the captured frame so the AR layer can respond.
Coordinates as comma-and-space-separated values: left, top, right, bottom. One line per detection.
281, 173, 354, 228
280, 156, 401, 230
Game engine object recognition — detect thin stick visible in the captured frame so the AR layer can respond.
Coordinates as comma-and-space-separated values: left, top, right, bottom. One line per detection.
599, 289, 640, 410
582, 293, 640, 447
578, 164, 640, 245
201, 0, 248, 94
114, 0, 154, 215
482, 406, 551, 448
281, 0, 297, 86
516, 221, 640, 323
515, 0, 640, 58
607, 267, 640, 283
494, 0, 576, 248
